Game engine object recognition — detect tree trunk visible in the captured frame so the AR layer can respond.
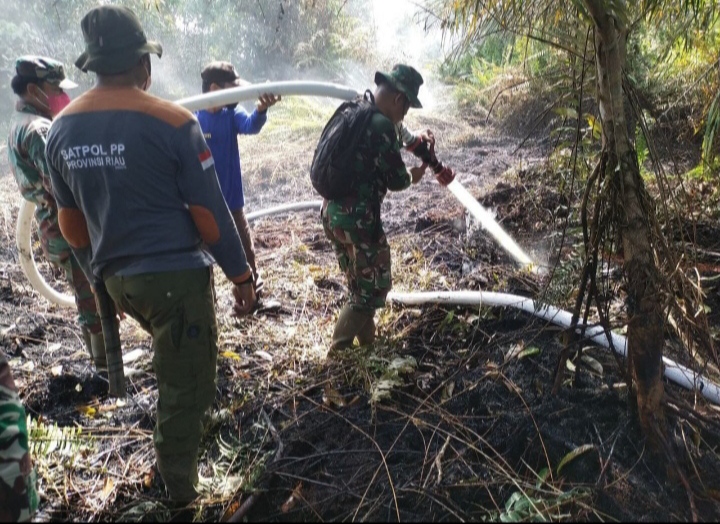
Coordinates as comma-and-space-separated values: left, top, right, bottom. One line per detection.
583, 0, 666, 442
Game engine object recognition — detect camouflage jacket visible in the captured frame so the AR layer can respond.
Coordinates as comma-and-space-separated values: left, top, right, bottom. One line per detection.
7, 101, 59, 226
325, 112, 412, 232
0, 354, 37, 522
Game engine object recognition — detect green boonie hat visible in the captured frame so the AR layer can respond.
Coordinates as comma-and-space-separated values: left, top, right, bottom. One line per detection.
201, 61, 250, 87
75, 5, 163, 75
15, 56, 78, 90
374, 64, 424, 108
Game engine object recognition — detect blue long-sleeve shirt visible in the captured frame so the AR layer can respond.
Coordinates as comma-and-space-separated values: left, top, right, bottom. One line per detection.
195, 107, 267, 210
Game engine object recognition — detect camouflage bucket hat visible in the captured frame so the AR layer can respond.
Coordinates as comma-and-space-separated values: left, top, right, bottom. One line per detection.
374, 64, 424, 108
75, 5, 163, 75
201, 61, 250, 87
15, 56, 78, 90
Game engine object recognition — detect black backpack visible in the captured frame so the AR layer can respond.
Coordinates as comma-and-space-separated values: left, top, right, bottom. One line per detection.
310, 90, 379, 200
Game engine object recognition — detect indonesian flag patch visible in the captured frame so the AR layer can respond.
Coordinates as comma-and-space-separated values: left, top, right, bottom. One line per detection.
199, 149, 214, 170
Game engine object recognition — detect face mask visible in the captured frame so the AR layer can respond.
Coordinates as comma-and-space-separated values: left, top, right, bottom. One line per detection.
48, 92, 71, 117
31, 85, 69, 117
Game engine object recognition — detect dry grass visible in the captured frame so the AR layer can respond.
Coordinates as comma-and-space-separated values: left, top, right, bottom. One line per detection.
1, 89, 719, 522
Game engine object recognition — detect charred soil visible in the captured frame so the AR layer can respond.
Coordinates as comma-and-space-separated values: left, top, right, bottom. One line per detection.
0, 94, 719, 522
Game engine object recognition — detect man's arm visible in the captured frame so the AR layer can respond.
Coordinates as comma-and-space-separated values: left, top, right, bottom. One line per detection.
233, 94, 280, 135
24, 122, 58, 205
371, 115, 412, 192
233, 107, 267, 135
174, 118, 252, 283
0, 355, 38, 523
44, 135, 95, 283
397, 122, 418, 149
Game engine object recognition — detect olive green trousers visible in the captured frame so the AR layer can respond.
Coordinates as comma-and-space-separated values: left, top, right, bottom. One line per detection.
106, 267, 217, 503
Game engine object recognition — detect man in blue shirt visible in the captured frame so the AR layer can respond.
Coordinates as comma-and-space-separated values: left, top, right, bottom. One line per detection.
196, 62, 280, 301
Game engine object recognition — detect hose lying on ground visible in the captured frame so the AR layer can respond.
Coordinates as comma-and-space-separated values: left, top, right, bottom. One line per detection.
15, 199, 324, 308
387, 290, 720, 406
16, 82, 720, 406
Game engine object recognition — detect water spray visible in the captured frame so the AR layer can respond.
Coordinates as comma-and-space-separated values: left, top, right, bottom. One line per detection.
447, 180, 536, 271
409, 133, 536, 271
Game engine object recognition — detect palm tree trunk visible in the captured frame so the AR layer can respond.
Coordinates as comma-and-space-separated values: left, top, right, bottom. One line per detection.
583, 0, 666, 441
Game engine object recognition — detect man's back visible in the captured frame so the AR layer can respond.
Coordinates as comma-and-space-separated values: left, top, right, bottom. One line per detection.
46, 86, 243, 280
328, 111, 411, 218
195, 106, 266, 210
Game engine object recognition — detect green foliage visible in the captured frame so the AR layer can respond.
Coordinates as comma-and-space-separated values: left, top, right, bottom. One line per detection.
703, 89, 720, 170
490, 487, 589, 522
0, 0, 374, 141
28, 416, 92, 461
435, 0, 719, 163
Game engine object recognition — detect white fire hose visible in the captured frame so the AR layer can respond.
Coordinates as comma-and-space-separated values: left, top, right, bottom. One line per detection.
387, 291, 720, 405
16, 82, 358, 308
16, 82, 720, 405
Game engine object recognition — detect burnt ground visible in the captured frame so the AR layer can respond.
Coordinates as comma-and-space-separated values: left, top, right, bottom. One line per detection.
1, 90, 720, 522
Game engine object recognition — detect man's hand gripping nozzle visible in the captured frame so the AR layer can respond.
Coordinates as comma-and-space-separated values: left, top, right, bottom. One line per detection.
407, 131, 455, 186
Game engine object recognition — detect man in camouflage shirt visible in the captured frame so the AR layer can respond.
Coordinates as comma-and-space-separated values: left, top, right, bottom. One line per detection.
323, 64, 454, 351
7, 56, 106, 373
0, 354, 38, 522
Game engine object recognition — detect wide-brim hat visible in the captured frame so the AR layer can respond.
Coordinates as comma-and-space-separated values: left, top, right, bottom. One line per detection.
75, 5, 163, 75
374, 64, 423, 108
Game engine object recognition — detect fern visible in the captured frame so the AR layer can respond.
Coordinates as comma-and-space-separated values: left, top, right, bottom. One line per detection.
28, 416, 92, 462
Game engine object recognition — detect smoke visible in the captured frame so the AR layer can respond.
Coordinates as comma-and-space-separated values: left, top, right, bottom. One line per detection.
370, 0, 451, 112
152, 1, 453, 110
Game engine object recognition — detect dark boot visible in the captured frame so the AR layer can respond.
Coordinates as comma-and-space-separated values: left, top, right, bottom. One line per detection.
81, 326, 93, 361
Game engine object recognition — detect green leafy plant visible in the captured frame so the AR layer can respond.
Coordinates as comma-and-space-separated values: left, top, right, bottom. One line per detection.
28, 416, 92, 462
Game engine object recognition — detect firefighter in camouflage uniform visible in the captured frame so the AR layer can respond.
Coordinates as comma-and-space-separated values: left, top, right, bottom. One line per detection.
7, 56, 106, 373
322, 64, 454, 352
0, 354, 38, 522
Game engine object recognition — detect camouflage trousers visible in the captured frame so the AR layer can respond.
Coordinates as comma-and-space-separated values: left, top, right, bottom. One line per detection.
322, 203, 392, 312
0, 355, 38, 522
105, 267, 218, 502
39, 215, 101, 334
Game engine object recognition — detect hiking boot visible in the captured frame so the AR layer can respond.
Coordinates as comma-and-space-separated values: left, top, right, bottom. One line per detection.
81, 326, 93, 360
